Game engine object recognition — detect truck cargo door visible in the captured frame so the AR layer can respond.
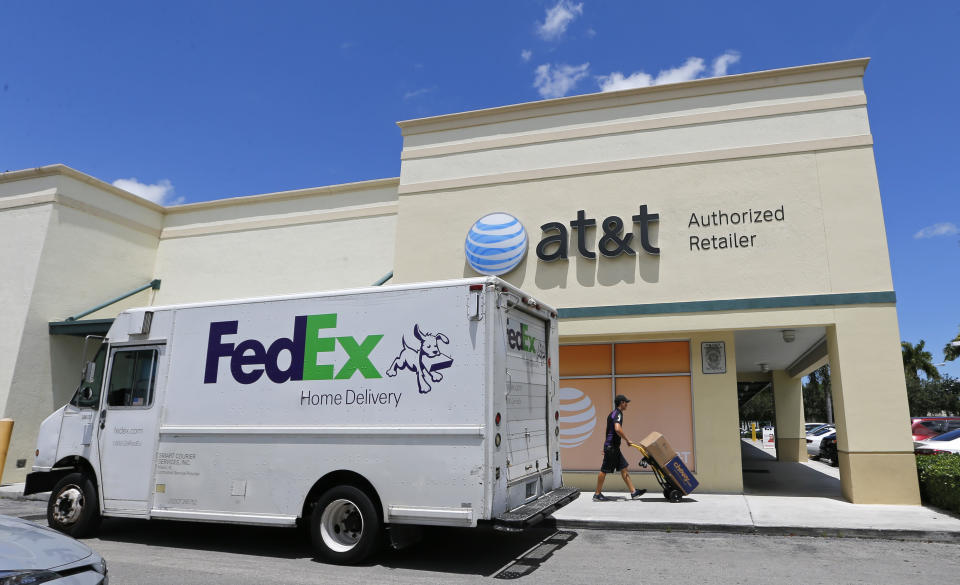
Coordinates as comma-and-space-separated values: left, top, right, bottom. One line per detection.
503, 312, 549, 483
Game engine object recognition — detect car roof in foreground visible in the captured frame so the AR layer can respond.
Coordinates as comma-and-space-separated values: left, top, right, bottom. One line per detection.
0, 515, 92, 570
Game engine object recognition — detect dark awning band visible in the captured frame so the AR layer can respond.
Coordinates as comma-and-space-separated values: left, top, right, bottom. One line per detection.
48, 318, 114, 337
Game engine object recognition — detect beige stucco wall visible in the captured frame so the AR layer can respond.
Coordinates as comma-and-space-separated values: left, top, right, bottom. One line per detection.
0, 204, 51, 420
394, 148, 891, 306
828, 307, 919, 503
0, 171, 164, 481
773, 370, 807, 462
153, 179, 398, 304
394, 60, 890, 307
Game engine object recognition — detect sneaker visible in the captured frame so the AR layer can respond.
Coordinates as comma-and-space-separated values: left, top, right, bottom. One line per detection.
630, 488, 647, 499
592, 492, 609, 501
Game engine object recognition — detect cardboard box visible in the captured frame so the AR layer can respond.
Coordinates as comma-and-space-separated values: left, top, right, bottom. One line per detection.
638, 431, 677, 466
639, 431, 698, 495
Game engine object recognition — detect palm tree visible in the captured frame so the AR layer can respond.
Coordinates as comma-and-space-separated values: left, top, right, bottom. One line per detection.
901, 340, 941, 381
944, 327, 960, 362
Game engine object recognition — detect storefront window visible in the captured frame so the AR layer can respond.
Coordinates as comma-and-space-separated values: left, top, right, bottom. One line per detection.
559, 342, 693, 472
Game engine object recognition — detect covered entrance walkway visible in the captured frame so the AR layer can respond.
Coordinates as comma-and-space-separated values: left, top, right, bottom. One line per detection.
741, 439, 842, 499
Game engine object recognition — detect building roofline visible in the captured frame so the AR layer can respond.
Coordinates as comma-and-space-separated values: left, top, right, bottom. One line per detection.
165, 177, 399, 212
1, 164, 400, 212
397, 58, 870, 135
0, 164, 167, 212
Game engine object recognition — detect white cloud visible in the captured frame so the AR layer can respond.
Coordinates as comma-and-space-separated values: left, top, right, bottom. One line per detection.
598, 51, 741, 93
112, 177, 182, 206
521, 49, 533, 62
914, 222, 960, 239
712, 50, 741, 76
534, 62, 590, 99
597, 70, 653, 92
537, 0, 583, 41
403, 87, 433, 100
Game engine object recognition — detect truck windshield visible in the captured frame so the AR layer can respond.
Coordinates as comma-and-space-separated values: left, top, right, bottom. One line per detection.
71, 345, 106, 408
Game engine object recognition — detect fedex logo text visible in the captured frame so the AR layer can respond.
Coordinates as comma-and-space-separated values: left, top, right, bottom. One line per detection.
204, 313, 383, 385
507, 323, 537, 353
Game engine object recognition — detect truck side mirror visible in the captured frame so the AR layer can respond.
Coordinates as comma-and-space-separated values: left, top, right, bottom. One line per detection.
83, 361, 96, 384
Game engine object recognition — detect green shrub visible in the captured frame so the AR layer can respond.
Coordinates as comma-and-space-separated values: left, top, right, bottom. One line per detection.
916, 454, 960, 513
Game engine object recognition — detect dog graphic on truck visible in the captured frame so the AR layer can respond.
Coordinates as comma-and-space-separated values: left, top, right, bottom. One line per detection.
385, 324, 453, 393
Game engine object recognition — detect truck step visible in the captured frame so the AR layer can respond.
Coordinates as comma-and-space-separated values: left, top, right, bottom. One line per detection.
493, 487, 580, 531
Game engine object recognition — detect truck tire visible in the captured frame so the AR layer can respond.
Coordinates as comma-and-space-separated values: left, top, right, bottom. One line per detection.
47, 472, 101, 538
311, 485, 382, 564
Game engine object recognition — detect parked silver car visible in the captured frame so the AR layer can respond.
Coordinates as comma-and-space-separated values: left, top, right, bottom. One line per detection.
0, 514, 108, 584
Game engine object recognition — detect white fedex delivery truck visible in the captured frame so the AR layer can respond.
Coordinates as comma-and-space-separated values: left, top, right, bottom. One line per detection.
27, 277, 578, 563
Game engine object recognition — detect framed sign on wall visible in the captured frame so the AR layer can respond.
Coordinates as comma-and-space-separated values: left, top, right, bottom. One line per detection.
701, 341, 726, 374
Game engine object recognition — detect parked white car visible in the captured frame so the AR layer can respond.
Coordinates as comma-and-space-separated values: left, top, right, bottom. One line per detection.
806, 424, 835, 458
914, 428, 960, 455
805, 422, 826, 433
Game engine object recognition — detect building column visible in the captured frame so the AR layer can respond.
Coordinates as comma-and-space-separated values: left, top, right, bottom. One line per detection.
772, 370, 807, 462
827, 307, 920, 504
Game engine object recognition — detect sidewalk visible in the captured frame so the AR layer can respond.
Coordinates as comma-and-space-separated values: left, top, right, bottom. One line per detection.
5, 441, 960, 542
0, 483, 46, 502
552, 440, 960, 541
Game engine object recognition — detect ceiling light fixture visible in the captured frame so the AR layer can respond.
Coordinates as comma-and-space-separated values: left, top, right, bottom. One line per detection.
781, 329, 796, 343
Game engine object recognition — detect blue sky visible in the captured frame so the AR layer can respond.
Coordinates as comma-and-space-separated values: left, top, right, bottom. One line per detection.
2, 1, 958, 376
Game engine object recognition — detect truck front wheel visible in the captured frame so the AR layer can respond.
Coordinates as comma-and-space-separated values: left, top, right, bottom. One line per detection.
47, 472, 101, 538
311, 485, 381, 564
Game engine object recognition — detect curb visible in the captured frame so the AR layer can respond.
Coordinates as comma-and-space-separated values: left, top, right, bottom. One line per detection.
0, 489, 47, 502
554, 519, 960, 543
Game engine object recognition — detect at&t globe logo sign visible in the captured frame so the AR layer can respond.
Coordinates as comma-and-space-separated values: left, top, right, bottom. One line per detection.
558, 386, 597, 448
465, 213, 528, 276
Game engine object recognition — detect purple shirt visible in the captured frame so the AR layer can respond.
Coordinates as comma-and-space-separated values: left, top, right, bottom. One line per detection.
604, 408, 623, 450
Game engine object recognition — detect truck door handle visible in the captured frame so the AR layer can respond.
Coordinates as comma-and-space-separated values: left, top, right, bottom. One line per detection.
99, 409, 106, 430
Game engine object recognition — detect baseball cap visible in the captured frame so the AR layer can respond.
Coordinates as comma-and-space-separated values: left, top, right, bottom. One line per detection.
615, 394, 630, 405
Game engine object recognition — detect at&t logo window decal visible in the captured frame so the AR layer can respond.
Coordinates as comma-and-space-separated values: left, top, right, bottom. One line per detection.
465, 213, 528, 276
558, 387, 596, 448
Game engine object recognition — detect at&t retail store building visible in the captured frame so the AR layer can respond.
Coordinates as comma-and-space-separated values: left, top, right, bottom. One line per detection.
0, 59, 919, 504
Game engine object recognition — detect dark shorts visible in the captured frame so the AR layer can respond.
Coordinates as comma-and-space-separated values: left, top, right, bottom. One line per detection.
600, 448, 629, 473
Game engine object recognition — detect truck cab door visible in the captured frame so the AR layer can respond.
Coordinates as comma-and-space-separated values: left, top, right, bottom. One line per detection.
97, 345, 165, 515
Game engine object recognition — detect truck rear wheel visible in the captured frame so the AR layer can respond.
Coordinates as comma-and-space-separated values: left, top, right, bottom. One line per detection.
47, 472, 101, 537
310, 485, 381, 564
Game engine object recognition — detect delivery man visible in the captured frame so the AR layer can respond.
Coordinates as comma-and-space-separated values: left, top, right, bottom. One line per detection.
593, 394, 646, 501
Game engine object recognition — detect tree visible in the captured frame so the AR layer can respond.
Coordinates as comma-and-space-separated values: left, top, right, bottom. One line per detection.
740, 384, 775, 424
945, 327, 960, 362
803, 365, 834, 423
906, 375, 960, 417
901, 340, 941, 382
